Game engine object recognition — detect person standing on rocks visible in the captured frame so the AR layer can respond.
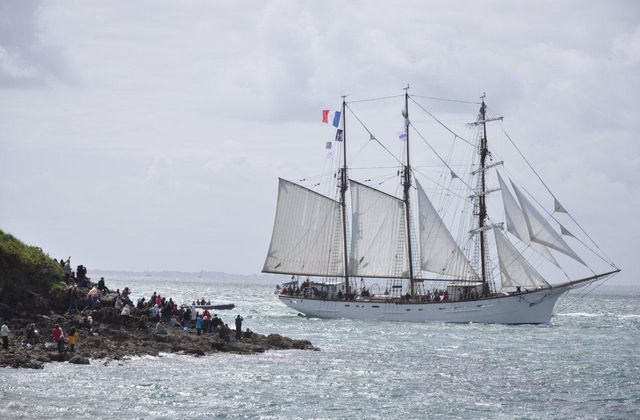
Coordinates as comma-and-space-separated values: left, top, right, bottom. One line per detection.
1, 320, 10, 350
97, 277, 109, 294
195, 315, 203, 336
51, 324, 64, 353
235, 315, 243, 340
68, 286, 79, 313
121, 286, 131, 302
81, 311, 93, 335
220, 324, 231, 343
160, 303, 172, 322
64, 257, 72, 282
87, 286, 99, 310
67, 327, 78, 352
25, 323, 39, 346
202, 310, 211, 334
183, 308, 192, 330
121, 304, 131, 325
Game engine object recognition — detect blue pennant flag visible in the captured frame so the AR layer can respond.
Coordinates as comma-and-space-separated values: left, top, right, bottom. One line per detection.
332, 111, 342, 128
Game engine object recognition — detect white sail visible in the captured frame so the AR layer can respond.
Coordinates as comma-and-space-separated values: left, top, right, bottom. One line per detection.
511, 181, 585, 265
496, 172, 558, 266
263, 178, 344, 276
349, 180, 408, 277
493, 227, 550, 289
416, 180, 477, 278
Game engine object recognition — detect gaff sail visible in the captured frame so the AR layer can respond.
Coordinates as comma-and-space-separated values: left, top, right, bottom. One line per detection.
263, 178, 345, 277
349, 180, 408, 278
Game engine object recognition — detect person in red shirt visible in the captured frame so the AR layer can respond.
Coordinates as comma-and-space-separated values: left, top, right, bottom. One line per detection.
51, 324, 64, 353
203, 310, 212, 333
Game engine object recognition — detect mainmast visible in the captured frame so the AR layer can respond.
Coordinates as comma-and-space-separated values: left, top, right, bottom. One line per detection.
339, 96, 350, 297
478, 95, 490, 297
402, 85, 416, 296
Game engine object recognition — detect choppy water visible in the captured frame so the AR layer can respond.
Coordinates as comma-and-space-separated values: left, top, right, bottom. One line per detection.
1, 274, 638, 419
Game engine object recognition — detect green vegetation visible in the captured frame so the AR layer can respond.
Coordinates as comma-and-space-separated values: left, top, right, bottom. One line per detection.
0, 229, 64, 305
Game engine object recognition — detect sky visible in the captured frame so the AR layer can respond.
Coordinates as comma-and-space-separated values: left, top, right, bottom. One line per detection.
0, 1, 638, 285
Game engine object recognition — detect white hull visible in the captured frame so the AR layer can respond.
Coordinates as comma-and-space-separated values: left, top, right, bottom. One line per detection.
278, 287, 569, 324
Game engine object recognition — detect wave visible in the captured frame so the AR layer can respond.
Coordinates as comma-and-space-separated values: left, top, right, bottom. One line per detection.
557, 312, 603, 318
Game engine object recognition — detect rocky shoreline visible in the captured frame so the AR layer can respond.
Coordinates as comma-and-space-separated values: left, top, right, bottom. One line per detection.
0, 290, 316, 369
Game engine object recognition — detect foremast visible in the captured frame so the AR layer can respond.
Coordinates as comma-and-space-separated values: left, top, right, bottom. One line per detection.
402, 86, 416, 296
339, 96, 351, 297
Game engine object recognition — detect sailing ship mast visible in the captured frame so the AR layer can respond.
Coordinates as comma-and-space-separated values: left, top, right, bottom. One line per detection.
402, 85, 416, 296
478, 95, 490, 297
339, 96, 351, 296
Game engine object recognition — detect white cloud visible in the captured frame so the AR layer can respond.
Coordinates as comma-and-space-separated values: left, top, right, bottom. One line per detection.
0, 45, 38, 79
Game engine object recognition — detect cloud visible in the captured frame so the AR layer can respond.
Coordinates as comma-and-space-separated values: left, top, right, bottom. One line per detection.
0, 0, 71, 88
613, 25, 640, 65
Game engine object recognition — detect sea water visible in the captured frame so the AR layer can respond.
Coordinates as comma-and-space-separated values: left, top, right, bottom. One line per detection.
1, 274, 638, 419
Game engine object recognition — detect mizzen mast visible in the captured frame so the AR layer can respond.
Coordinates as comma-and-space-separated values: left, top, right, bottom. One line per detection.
402, 85, 416, 296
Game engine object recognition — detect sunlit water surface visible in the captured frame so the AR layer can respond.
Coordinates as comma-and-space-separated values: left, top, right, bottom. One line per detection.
1, 274, 638, 419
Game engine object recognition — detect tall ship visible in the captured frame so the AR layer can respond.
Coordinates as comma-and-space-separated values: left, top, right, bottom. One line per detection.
262, 87, 620, 324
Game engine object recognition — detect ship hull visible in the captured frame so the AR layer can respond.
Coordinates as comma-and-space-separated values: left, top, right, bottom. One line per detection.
278, 287, 569, 324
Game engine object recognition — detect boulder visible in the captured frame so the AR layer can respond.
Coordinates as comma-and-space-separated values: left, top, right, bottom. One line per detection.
69, 355, 90, 365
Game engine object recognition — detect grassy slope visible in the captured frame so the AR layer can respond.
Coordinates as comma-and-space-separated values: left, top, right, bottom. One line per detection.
0, 229, 65, 306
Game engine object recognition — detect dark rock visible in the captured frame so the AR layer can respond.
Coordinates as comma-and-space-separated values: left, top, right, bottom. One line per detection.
0, 293, 316, 369
69, 355, 90, 365
0, 303, 14, 320
48, 352, 72, 362
184, 348, 205, 356
211, 342, 225, 351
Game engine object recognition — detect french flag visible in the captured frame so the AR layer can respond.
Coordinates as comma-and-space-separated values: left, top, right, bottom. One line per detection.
322, 110, 342, 128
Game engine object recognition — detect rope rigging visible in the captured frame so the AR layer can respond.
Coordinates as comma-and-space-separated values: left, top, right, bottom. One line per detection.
409, 123, 475, 192
409, 96, 476, 147
346, 94, 404, 104
345, 103, 403, 166
410, 94, 482, 105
